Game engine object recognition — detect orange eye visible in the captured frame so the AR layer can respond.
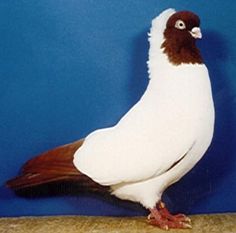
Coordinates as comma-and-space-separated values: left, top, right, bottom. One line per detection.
175, 20, 186, 30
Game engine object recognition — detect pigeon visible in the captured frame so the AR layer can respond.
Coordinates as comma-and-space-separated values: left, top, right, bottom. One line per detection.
6, 8, 215, 230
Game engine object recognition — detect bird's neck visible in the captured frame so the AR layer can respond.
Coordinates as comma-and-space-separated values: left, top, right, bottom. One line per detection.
161, 38, 203, 66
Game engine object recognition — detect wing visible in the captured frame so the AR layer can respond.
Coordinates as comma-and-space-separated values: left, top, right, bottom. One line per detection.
73, 94, 196, 186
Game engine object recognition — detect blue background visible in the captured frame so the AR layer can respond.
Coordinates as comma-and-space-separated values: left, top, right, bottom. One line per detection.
0, 1, 236, 217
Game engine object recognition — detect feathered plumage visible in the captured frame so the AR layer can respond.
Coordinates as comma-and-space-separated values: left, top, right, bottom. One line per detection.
6, 9, 214, 230
6, 139, 108, 193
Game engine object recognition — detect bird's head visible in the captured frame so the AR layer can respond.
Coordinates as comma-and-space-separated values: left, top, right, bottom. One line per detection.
161, 11, 203, 65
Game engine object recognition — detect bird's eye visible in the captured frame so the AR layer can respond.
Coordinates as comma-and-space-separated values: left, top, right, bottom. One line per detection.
175, 20, 186, 30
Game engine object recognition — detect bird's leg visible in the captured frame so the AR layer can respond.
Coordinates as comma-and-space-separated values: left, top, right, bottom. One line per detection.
147, 201, 192, 230
158, 201, 191, 223
148, 207, 169, 230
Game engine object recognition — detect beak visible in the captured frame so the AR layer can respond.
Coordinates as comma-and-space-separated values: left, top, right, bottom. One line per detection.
190, 27, 202, 39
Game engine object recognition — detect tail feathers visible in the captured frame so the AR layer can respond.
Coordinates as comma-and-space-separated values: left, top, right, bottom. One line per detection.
6, 139, 108, 193
6, 173, 76, 190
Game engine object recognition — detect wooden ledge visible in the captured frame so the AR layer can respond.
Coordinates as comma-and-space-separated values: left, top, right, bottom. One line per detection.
0, 214, 235, 233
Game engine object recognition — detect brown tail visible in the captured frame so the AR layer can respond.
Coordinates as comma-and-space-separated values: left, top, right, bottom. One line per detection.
6, 139, 108, 193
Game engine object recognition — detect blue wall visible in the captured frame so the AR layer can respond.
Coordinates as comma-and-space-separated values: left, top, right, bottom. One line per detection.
0, 1, 236, 217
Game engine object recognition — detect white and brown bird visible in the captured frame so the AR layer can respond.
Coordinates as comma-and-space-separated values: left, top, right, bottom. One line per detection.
6, 9, 215, 230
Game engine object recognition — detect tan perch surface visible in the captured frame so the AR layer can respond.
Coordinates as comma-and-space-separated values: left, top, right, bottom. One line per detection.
0, 214, 235, 233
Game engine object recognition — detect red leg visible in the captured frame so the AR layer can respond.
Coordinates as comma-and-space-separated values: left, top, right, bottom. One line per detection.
158, 201, 191, 223
147, 201, 192, 230
148, 208, 169, 230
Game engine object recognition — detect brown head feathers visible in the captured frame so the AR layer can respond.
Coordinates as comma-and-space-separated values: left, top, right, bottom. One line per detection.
161, 11, 203, 65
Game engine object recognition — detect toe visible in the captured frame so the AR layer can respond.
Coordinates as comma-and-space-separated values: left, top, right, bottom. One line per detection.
167, 220, 192, 229
148, 219, 169, 230
174, 214, 192, 223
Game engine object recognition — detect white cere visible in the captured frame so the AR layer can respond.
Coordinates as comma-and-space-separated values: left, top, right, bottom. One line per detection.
175, 20, 186, 30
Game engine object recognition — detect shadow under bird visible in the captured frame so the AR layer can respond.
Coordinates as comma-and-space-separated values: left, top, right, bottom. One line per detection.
6, 8, 215, 230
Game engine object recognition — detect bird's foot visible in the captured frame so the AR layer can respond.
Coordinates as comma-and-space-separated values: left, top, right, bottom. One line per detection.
158, 201, 191, 223
147, 202, 192, 230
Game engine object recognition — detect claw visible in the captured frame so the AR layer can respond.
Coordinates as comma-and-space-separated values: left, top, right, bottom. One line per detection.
173, 214, 192, 223
148, 219, 169, 230
184, 217, 192, 223
159, 201, 165, 209
183, 223, 192, 229
162, 225, 169, 231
